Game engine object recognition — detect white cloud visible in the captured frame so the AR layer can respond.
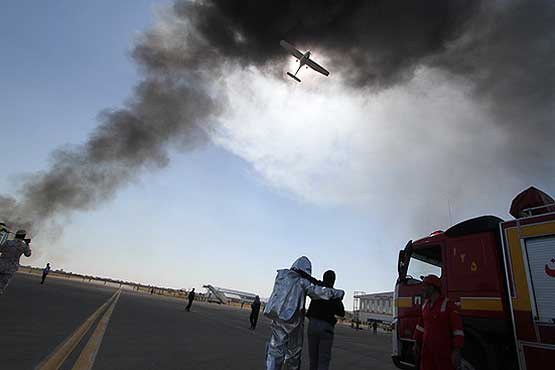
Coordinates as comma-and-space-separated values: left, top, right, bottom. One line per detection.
211, 65, 535, 234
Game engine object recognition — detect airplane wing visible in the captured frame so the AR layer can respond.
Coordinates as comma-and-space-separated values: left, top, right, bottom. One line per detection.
280, 40, 304, 60
306, 58, 329, 76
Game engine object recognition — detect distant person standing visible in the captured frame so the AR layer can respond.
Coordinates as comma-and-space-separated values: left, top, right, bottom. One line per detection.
306, 270, 345, 370
41, 263, 51, 284
0, 230, 32, 295
185, 288, 195, 311
372, 321, 378, 334
250, 295, 261, 330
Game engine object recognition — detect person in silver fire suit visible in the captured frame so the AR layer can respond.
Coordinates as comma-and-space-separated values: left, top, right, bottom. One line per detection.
264, 256, 344, 370
0, 229, 32, 295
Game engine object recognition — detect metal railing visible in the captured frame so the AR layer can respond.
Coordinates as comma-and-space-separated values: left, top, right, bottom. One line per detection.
520, 202, 555, 217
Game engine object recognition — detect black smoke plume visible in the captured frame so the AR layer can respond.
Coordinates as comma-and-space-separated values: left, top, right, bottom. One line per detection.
1, 0, 553, 234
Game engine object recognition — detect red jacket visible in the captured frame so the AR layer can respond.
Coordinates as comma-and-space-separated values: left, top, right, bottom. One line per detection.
413, 296, 464, 370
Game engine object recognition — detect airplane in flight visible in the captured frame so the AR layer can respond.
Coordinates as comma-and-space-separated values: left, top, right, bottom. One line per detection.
280, 40, 329, 83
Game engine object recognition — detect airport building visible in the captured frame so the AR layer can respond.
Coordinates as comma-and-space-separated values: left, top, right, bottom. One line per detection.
353, 291, 394, 323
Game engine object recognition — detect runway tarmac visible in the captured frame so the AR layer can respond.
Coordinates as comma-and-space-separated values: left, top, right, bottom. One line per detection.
0, 273, 396, 370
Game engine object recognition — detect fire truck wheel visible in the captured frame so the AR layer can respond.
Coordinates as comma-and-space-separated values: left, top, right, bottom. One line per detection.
461, 339, 485, 370
460, 358, 478, 370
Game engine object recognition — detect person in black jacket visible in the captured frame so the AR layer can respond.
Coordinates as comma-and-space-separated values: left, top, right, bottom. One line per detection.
185, 288, 195, 311
250, 295, 261, 329
306, 270, 345, 370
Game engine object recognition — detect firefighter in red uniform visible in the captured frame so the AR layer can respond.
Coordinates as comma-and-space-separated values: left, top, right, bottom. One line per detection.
414, 275, 464, 370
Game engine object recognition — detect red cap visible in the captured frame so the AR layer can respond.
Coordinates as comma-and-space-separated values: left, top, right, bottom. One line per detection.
421, 274, 441, 288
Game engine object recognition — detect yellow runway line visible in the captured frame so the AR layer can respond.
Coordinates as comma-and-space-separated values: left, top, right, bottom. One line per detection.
34, 290, 120, 370
71, 291, 121, 370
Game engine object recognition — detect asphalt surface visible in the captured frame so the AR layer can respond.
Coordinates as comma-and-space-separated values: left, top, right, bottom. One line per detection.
0, 273, 397, 370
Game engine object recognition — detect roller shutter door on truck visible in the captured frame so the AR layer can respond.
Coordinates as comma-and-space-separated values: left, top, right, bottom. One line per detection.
524, 236, 555, 323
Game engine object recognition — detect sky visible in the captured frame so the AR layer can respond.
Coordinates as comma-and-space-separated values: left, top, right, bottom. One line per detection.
1, 0, 554, 309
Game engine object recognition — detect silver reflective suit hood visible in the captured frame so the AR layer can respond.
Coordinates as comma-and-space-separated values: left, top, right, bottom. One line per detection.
264, 256, 314, 324
290, 256, 311, 275
264, 256, 344, 370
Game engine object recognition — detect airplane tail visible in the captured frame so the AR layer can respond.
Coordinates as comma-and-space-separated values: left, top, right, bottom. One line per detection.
287, 72, 301, 83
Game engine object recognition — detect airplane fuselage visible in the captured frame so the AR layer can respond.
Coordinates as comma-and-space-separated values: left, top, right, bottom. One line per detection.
299, 51, 311, 66
295, 51, 311, 75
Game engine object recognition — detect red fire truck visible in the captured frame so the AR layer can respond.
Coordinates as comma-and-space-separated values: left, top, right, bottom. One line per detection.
392, 187, 555, 370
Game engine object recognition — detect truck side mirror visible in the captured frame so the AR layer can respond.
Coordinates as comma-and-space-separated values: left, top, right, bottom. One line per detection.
398, 240, 412, 280
398, 251, 409, 280
398, 251, 406, 275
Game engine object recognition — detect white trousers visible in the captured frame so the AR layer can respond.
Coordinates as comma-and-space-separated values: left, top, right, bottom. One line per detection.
266, 319, 304, 370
